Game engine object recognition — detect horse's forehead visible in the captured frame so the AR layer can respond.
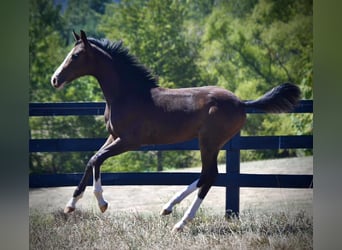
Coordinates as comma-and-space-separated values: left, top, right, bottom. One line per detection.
66, 47, 76, 57
73, 41, 84, 50
66, 44, 85, 58
75, 40, 82, 46
59, 47, 76, 65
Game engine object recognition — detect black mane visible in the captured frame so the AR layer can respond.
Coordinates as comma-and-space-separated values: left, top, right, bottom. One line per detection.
86, 37, 159, 89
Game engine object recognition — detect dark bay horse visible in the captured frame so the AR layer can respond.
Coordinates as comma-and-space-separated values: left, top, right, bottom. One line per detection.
51, 30, 300, 231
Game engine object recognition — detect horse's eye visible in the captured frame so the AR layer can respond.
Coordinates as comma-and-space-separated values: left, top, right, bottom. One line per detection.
72, 53, 79, 60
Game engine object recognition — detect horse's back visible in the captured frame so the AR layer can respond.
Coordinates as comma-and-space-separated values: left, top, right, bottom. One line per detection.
151, 86, 242, 111
138, 86, 246, 145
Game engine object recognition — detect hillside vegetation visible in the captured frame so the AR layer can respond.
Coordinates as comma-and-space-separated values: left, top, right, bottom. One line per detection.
29, 0, 312, 174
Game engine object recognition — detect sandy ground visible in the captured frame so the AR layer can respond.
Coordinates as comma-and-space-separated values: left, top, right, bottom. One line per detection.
29, 156, 313, 215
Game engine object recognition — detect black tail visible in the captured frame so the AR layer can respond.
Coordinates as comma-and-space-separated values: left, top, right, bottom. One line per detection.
243, 83, 301, 113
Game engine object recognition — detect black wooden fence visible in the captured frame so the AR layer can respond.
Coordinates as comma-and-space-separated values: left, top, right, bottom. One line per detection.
29, 100, 313, 215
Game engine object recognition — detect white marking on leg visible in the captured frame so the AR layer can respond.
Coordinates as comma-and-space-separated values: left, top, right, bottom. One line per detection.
173, 196, 203, 231
65, 192, 83, 210
161, 179, 199, 214
93, 170, 107, 208
94, 179, 107, 207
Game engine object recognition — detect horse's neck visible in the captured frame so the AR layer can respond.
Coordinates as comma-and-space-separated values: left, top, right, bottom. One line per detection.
92, 51, 154, 104
92, 59, 121, 103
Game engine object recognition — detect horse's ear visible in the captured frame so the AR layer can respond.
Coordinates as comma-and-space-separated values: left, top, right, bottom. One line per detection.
72, 30, 80, 41
80, 30, 90, 49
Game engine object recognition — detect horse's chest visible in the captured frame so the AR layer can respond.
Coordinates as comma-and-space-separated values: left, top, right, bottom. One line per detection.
104, 107, 131, 136
104, 107, 117, 135
105, 119, 115, 135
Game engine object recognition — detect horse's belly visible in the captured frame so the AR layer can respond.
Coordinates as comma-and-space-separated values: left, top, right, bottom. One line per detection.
142, 115, 201, 145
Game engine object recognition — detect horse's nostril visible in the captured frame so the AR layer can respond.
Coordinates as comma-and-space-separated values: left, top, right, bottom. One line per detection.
52, 76, 58, 86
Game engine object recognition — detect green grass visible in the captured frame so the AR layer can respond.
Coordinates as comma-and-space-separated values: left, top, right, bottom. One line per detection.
30, 208, 312, 250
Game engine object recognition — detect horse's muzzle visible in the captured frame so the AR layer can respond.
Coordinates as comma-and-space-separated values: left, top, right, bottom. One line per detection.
51, 75, 66, 89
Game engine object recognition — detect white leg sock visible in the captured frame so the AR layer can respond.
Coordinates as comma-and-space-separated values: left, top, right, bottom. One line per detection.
65, 192, 83, 209
93, 173, 107, 207
173, 196, 203, 231
162, 179, 199, 213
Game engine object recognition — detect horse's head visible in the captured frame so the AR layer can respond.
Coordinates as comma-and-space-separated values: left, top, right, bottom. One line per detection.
51, 30, 93, 89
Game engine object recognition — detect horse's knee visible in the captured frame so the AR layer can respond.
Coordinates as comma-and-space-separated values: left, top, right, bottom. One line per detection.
88, 154, 104, 175
87, 155, 102, 178
87, 154, 98, 168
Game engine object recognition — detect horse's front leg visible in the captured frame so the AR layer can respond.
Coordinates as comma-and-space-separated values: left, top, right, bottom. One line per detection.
64, 135, 114, 213
64, 158, 94, 213
93, 164, 108, 213
64, 136, 136, 213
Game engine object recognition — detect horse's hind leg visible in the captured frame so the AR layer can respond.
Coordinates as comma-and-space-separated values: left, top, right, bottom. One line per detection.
172, 146, 219, 232
160, 179, 199, 215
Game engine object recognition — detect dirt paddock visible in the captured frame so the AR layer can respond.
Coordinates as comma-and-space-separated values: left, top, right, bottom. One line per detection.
29, 156, 313, 215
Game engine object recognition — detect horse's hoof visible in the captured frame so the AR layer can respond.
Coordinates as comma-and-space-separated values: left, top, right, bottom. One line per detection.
64, 206, 75, 214
172, 218, 191, 232
99, 202, 108, 213
172, 224, 184, 233
160, 209, 172, 216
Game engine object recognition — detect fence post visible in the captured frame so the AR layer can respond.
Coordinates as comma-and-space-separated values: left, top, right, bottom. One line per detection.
225, 132, 240, 217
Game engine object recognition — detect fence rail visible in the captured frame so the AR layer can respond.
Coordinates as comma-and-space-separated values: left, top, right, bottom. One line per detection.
29, 135, 312, 153
29, 100, 312, 116
29, 100, 313, 215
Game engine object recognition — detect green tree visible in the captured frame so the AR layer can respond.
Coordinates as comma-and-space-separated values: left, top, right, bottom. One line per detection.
29, 0, 105, 103
29, 0, 65, 102
99, 0, 203, 88
29, 0, 106, 174
98, 0, 206, 171
29, 0, 313, 174
63, 0, 111, 43
199, 0, 313, 160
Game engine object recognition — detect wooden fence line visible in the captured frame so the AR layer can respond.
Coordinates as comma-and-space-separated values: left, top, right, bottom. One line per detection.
29, 100, 313, 215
